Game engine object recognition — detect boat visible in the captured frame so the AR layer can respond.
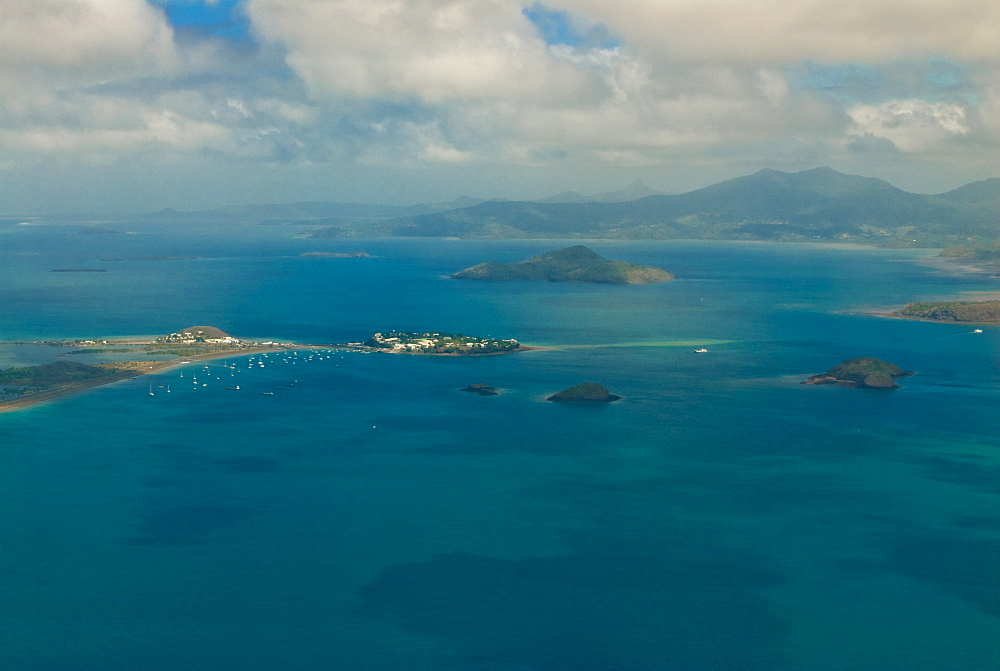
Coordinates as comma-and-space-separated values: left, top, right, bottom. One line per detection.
261, 391, 274, 396
148, 384, 154, 396
973, 329, 983, 333
695, 348, 709, 353
226, 386, 240, 390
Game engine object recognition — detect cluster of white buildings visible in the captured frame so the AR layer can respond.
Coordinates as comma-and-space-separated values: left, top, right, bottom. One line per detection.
367, 332, 519, 353
159, 332, 241, 345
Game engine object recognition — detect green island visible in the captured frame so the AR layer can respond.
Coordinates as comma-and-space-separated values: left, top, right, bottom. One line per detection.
804, 357, 913, 390
894, 301, 1000, 323
364, 331, 524, 355
548, 382, 621, 402
452, 245, 675, 285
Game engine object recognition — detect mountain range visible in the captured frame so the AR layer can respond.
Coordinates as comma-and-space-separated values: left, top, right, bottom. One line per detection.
308, 168, 998, 245
140, 167, 997, 246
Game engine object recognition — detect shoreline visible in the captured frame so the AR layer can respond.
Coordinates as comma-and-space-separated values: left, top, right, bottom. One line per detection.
0, 341, 544, 414
0, 345, 300, 414
871, 311, 1000, 325
866, 304, 1000, 326
379, 344, 547, 357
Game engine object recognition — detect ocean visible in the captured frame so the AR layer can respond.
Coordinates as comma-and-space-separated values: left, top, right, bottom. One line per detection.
1, 221, 998, 670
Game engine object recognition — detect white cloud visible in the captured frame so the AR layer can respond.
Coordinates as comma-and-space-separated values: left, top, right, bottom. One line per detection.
0, 0, 995, 210
0, 0, 177, 90
555, 0, 1000, 64
847, 100, 970, 152
246, 0, 591, 103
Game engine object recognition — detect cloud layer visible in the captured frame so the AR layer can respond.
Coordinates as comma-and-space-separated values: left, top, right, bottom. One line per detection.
0, 0, 996, 211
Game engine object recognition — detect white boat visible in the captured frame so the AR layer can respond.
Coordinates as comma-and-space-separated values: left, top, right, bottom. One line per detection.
695, 348, 709, 353
973, 329, 983, 333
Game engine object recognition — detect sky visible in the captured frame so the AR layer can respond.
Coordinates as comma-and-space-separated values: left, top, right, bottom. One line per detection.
0, 0, 997, 213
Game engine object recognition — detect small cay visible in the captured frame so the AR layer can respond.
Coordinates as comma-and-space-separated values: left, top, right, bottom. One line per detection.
804, 357, 913, 390
461, 383, 499, 396
548, 382, 621, 402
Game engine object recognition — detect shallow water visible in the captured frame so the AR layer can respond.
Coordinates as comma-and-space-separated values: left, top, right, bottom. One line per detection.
1, 223, 998, 669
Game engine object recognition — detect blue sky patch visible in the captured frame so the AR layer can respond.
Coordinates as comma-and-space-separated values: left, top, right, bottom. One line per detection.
522, 2, 619, 49
151, 0, 250, 40
788, 58, 973, 106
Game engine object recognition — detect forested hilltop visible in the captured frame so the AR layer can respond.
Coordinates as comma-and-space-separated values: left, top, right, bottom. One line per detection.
306, 168, 998, 246
896, 301, 1000, 323
453, 246, 674, 284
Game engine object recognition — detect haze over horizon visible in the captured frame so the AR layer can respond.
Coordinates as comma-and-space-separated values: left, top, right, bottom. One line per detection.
1, 0, 997, 214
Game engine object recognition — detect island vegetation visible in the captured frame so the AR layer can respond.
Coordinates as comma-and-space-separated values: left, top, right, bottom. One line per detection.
804, 357, 913, 389
0, 360, 147, 404
365, 331, 522, 355
894, 301, 1000, 323
548, 382, 621, 402
453, 245, 674, 285
0, 360, 121, 387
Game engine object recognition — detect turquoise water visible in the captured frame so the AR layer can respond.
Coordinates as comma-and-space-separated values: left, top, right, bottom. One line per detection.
1, 223, 998, 669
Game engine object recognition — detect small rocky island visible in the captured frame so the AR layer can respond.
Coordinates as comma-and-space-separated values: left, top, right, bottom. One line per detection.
365, 331, 522, 355
452, 245, 675, 284
805, 357, 913, 390
548, 382, 621, 402
894, 301, 1000, 323
461, 383, 499, 396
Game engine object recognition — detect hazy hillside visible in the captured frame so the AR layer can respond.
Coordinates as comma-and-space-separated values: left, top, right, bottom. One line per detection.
142, 197, 490, 225
310, 167, 998, 245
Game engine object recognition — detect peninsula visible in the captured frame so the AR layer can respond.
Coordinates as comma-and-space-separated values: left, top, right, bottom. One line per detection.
893, 301, 1000, 324
1, 326, 536, 412
452, 245, 675, 285
0, 326, 294, 412
804, 357, 913, 389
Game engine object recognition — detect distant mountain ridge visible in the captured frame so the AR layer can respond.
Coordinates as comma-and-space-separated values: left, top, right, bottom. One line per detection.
537, 179, 664, 204
309, 168, 997, 245
143, 196, 493, 224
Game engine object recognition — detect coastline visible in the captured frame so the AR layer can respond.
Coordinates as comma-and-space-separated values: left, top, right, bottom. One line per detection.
0, 345, 298, 414
870, 311, 1000, 325
0, 342, 543, 414
385, 344, 547, 357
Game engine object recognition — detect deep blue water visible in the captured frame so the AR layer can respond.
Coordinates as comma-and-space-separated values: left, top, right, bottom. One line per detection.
1, 222, 998, 670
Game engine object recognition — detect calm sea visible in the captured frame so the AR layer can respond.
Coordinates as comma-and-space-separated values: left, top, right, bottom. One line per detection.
1, 221, 998, 670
